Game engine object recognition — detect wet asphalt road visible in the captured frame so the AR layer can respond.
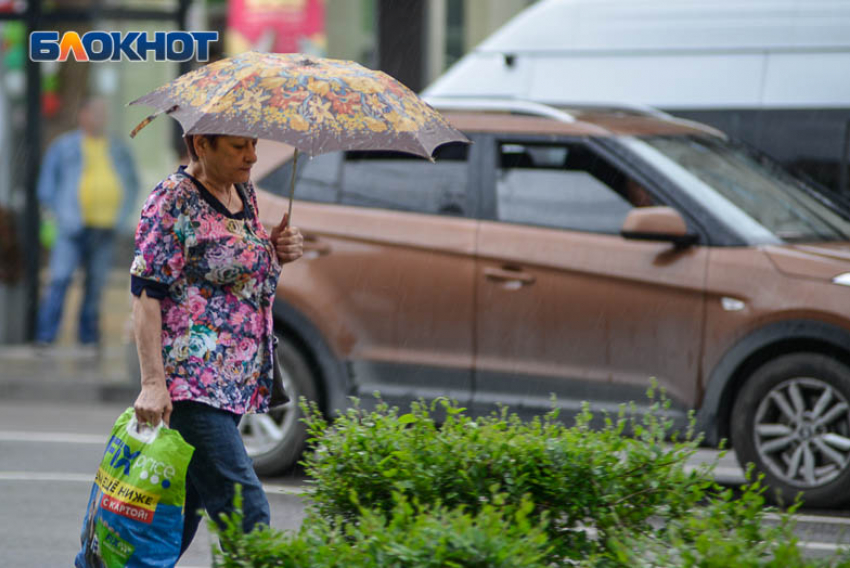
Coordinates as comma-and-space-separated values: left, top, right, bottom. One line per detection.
0, 401, 306, 567
1, 401, 848, 567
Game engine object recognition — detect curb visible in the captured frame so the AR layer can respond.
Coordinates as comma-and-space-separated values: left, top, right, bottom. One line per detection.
0, 379, 138, 405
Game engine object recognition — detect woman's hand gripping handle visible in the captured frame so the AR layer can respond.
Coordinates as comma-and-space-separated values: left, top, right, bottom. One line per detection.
270, 213, 304, 265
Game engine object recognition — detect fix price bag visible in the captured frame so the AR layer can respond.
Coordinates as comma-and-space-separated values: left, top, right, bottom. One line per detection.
75, 408, 194, 568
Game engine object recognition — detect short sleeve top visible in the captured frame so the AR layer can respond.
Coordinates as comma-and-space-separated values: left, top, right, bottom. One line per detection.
130, 167, 281, 414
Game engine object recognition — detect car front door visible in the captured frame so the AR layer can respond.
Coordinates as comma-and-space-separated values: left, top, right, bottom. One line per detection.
473, 136, 708, 422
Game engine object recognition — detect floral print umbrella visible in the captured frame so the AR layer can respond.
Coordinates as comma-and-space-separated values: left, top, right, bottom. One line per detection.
129, 51, 468, 160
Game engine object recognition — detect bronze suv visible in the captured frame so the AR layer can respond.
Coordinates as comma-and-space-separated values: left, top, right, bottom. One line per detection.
241, 98, 850, 508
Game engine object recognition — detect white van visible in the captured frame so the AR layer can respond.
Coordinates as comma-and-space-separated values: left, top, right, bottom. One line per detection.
423, 0, 850, 193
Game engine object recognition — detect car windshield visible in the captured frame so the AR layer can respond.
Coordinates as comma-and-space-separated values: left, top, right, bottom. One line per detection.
621, 135, 850, 243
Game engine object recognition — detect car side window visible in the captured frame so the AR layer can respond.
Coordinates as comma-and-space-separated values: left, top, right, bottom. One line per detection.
255, 152, 342, 204
496, 142, 656, 234
339, 143, 470, 217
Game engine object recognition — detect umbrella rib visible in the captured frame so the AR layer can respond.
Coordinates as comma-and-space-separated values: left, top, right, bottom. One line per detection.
129, 105, 178, 139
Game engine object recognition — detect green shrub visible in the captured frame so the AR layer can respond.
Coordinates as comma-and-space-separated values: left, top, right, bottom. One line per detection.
302, 391, 715, 561
204, 389, 850, 566
586, 476, 815, 567
210, 486, 551, 567
588, 475, 850, 567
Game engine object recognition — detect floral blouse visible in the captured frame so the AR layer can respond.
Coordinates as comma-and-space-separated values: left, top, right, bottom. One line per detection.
130, 167, 281, 414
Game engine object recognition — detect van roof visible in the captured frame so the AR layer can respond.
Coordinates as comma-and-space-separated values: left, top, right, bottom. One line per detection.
477, 0, 850, 54
423, 0, 850, 109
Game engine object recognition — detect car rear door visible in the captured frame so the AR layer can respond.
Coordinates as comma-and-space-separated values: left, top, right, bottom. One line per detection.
472, 135, 708, 421
257, 140, 480, 409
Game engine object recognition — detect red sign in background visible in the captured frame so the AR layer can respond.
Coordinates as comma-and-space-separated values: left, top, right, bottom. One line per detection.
227, 0, 325, 54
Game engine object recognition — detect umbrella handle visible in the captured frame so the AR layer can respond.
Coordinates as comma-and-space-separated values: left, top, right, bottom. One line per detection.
286, 149, 299, 228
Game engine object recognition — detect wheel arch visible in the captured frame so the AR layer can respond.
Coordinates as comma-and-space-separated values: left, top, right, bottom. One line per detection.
272, 300, 353, 416
696, 319, 850, 447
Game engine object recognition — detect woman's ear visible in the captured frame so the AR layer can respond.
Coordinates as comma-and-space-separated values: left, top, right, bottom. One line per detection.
194, 136, 205, 158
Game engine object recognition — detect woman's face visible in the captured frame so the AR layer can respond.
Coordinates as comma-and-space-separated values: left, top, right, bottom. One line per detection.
198, 136, 258, 185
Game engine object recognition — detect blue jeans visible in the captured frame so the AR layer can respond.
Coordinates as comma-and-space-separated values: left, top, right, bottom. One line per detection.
35, 227, 115, 344
168, 401, 270, 558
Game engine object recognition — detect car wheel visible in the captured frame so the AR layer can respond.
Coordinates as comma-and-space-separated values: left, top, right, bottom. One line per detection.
731, 352, 850, 508
239, 335, 318, 475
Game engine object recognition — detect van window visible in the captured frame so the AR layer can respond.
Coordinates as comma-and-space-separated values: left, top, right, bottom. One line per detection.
255, 152, 341, 204
340, 143, 470, 217
495, 142, 653, 233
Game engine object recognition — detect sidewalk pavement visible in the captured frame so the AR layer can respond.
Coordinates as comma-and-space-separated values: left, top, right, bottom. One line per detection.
0, 343, 139, 404
0, 269, 139, 405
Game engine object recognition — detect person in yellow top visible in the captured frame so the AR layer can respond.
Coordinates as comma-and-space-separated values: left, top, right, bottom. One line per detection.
78, 134, 123, 228
35, 98, 139, 347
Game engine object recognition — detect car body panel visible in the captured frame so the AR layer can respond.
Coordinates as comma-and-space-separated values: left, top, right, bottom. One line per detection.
271, 298, 352, 413
474, 220, 707, 418
763, 243, 850, 281
256, 192, 477, 407
694, 245, 850, 442
701, 246, 850, 386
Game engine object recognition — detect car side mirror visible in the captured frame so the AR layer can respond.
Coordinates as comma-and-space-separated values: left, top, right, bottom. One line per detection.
620, 206, 699, 247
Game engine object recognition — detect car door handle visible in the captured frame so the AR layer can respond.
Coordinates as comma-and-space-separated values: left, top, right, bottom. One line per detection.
302, 235, 331, 259
483, 266, 536, 288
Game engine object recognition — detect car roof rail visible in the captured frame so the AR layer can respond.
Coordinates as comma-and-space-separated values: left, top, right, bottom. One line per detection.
423, 95, 725, 137
551, 101, 674, 119
423, 96, 576, 123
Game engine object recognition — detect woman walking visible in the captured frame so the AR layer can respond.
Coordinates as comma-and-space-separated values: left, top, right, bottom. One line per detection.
130, 133, 303, 557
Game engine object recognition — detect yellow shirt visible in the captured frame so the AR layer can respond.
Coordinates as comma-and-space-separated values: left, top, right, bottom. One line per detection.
79, 136, 122, 228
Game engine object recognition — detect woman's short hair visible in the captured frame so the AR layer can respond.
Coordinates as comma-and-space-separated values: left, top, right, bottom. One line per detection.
184, 134, 220, 162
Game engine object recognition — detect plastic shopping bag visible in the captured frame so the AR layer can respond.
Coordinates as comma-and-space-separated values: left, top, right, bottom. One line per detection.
75, 408, 194, 568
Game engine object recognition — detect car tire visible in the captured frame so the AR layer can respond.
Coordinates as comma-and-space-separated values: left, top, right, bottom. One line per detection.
240, 335, 318, 476
731, 352, 850, 508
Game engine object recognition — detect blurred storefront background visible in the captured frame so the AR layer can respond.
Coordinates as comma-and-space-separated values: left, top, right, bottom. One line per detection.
0, 0, 533, 344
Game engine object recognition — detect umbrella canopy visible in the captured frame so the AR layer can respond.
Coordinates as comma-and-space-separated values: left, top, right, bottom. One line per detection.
129, 51, 468, 159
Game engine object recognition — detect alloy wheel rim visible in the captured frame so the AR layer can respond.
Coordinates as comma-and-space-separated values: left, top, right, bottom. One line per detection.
239, 360, 299, 458
754, 377, 850, 488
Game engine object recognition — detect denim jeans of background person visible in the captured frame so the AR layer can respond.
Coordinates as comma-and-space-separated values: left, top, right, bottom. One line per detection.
35, 97, 139, 345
